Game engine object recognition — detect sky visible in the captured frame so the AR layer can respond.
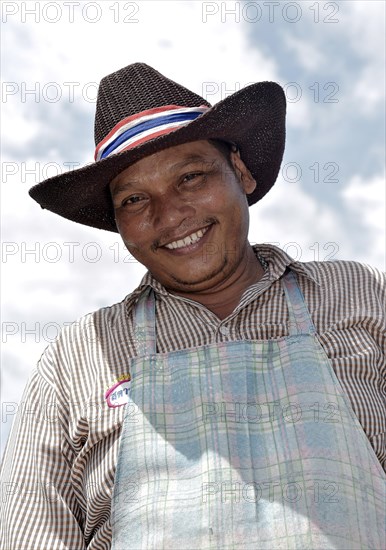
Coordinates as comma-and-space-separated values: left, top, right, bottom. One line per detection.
1, 0, 385, 456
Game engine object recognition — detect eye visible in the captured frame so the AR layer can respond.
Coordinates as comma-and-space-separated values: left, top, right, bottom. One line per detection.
182, 172, 205, 184
121, 195, 144, 207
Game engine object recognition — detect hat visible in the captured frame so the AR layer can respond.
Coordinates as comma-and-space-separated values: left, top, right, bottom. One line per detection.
29, 62, 286, 232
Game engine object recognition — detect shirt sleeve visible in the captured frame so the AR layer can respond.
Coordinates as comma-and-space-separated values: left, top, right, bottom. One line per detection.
367, 265, 386, 471
0, 362, 86, 549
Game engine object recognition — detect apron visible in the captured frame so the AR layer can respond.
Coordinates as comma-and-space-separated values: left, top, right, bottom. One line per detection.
111, 270, 385, 549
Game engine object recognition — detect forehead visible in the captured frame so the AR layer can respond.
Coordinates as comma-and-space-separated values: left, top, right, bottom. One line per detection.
110, 140, 221, 188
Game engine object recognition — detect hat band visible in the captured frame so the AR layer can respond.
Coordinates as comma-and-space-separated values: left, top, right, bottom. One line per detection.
94, 105, 209, 161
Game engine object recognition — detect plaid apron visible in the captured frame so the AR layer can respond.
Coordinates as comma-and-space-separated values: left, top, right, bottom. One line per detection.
111, 270, 385, 549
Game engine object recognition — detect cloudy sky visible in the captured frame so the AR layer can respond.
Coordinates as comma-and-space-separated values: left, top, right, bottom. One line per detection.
1, 0, 385, 455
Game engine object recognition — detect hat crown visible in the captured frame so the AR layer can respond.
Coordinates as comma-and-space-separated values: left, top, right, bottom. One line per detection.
94, 63, 211, 146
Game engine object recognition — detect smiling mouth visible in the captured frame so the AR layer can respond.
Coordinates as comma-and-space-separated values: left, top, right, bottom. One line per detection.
162, 225, 212, 250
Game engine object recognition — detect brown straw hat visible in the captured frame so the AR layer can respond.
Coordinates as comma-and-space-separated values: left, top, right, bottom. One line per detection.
29, 62, 286, 232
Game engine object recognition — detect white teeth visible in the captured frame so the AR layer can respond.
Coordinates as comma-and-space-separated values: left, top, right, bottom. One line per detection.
164, 226, 209, 250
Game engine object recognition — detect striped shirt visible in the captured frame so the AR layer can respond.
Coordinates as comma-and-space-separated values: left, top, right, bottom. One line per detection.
1, 244, 385, 550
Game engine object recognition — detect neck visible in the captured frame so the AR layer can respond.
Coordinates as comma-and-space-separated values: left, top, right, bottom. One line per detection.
168, 246, 265, 320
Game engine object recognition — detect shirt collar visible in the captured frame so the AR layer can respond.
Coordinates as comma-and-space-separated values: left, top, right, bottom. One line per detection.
124, 243, 321, 312
254, 243, 321, 287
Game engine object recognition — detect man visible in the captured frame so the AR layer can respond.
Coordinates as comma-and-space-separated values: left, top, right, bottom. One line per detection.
1, 63, 385, 549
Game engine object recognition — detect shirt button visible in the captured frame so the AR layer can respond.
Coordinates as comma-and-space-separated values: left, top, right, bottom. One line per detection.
219, 326, 230, 336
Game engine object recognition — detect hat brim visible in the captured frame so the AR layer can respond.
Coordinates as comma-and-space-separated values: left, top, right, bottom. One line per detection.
29, 81, 286, 232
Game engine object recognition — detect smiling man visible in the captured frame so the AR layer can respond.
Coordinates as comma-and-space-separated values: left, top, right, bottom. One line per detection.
110, 140, 265, 319
1, 63, 385, 550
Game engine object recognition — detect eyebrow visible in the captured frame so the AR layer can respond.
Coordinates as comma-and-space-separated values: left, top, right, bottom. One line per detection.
111, 180, 137, 198
170, 154, 212, 171
110, 154, 213, 198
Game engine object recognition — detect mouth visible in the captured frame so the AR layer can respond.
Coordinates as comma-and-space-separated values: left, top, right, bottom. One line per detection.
160, 224, 214, 255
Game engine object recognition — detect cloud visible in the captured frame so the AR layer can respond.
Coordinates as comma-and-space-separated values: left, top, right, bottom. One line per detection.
249, 177, 350, 264
282, 34, 326, 72
341, 174, 385, 269
249, 167, 385, 270
344, 1, 385, 113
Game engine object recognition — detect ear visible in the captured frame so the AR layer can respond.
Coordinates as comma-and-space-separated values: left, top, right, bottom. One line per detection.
230, 150, 257, 195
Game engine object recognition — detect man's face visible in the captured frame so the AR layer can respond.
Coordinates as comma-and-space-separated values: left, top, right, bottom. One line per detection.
110, 140, 256, 293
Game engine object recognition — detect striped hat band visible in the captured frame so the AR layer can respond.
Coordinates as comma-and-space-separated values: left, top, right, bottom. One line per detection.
94, 104, 209, 161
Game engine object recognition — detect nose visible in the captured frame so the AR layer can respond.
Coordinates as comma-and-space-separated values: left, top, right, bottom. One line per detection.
152, 193, 196, 230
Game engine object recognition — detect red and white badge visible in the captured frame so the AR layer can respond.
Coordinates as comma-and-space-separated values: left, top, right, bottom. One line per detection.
105, 374, 131, 408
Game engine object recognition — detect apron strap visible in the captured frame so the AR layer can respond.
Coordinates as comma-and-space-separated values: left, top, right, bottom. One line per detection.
133, 287, 157, 355
134, 268, 316, 351
281, 269, 316, 336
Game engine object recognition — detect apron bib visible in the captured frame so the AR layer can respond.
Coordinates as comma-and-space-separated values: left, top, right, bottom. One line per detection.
111, 270, 385, 549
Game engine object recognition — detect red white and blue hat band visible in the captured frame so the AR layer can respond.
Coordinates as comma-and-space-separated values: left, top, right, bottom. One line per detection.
94, 104, 209, 161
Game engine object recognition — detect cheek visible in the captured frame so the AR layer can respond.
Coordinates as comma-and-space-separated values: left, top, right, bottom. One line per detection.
115, 214, 152, 245
203, 181, 247, 218
213, 174, 245, 201
200, 187, 235, 211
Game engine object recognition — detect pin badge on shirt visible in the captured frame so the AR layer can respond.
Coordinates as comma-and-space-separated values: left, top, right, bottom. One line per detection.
105, 374, 131, 408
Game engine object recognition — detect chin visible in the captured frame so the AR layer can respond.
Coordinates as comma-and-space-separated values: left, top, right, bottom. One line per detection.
168, 258, 230, 289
